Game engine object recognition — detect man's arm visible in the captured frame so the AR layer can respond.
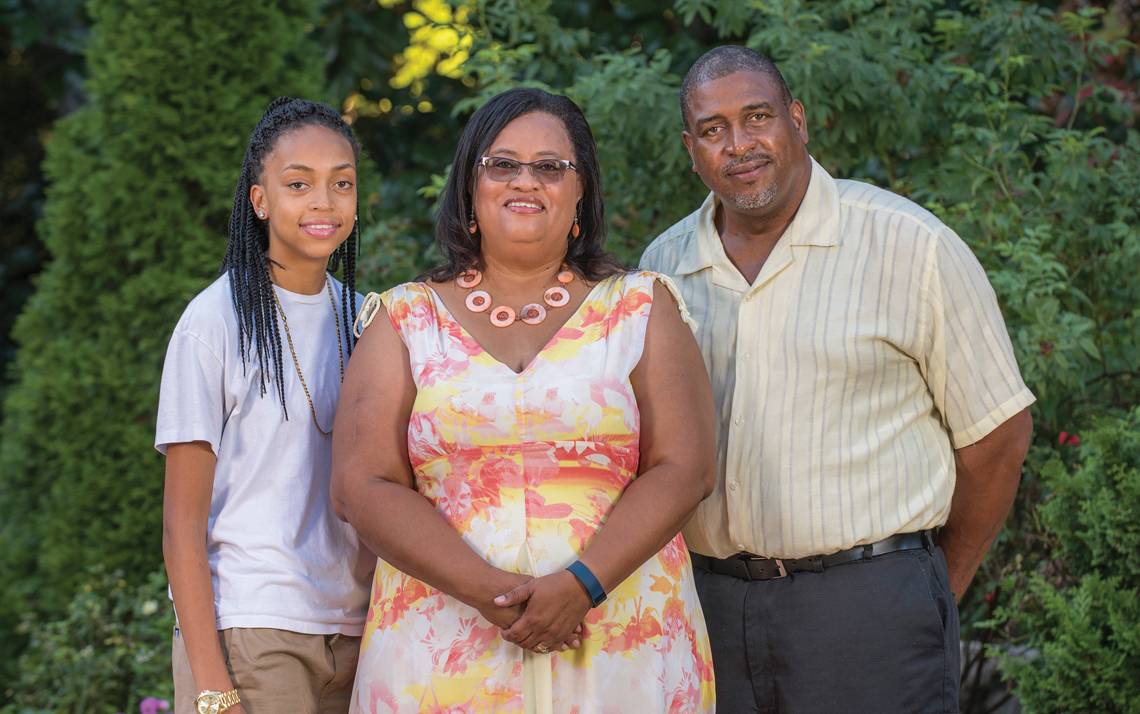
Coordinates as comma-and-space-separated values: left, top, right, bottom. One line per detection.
940, 407, 1033, 600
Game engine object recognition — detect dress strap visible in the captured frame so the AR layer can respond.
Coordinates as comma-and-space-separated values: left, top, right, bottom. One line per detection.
353, 292, 385, 338
643, 271, 699, 333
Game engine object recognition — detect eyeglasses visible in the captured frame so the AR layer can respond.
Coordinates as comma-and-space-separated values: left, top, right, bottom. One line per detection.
478, 156, 578, 183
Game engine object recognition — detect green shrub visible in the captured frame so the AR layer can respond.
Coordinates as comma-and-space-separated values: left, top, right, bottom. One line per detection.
994, 408, 1140, 713
2, 568, 173, 714
0, 0, 323, 691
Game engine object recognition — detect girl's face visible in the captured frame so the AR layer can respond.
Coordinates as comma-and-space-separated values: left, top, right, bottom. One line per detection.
472, 111, 583, 260
250, 124, 357, 271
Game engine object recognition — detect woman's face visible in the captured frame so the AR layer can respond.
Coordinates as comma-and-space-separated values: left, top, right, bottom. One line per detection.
472, 111, 584, 258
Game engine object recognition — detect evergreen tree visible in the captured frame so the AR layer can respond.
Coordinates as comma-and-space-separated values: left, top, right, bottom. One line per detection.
0, 0, 323, 684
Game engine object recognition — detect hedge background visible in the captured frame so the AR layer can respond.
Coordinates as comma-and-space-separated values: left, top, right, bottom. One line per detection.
1, 1, 1136, 712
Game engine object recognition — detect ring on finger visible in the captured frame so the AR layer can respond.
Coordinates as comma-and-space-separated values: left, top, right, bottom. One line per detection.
535, 643, 550, 654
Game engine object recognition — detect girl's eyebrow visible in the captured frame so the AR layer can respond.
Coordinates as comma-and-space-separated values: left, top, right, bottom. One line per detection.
280, 163, 356, 173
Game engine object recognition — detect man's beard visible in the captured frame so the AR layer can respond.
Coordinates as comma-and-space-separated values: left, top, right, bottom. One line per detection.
728, 182, 778, 211
722, 152, 778, 211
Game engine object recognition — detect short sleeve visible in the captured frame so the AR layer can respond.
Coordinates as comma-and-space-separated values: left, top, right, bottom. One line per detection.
154, 329, 226, 456
616, 271, 700, 374
646, 271, 698, 333
919, 230, 1035, 448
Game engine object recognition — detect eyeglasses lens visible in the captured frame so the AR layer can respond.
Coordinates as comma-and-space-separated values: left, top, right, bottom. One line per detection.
483, 158, 569, 183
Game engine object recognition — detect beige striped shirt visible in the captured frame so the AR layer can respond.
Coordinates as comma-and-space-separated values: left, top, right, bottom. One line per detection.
640, 158, 1035, 559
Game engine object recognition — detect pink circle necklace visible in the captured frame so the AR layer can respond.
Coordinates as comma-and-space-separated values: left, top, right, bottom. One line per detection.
456, 267, 575, 327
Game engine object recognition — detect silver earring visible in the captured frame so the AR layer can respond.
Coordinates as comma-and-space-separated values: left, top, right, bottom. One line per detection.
257, 210, 266, 219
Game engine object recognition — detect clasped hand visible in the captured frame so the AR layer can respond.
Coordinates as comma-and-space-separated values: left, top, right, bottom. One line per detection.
478, 571, 590, 653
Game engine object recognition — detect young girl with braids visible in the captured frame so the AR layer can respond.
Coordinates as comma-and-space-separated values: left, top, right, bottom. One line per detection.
156, 98, 371, 714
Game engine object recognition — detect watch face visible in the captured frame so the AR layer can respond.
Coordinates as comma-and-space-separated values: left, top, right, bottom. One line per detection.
196, 695, 219, 714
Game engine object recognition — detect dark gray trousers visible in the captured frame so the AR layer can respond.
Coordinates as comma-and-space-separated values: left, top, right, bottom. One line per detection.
694, 544, 960, 713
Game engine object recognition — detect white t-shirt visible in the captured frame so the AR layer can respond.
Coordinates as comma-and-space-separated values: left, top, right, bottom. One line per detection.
155, 273, 371, 635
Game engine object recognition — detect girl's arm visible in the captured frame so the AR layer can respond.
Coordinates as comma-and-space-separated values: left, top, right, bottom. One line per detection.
330, 305, 531, 629
497, 281, 717, 650
163, 441, 245, 711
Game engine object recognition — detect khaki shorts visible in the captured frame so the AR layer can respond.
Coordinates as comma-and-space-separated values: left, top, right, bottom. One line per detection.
172, 627, 360, 714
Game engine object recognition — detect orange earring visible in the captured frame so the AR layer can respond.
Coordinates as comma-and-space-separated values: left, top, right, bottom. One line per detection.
571, 216, 580, 239
467, 208, 477, 235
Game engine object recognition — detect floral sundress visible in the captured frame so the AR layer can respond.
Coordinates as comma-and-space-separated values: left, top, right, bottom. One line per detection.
350, 271, 715, 714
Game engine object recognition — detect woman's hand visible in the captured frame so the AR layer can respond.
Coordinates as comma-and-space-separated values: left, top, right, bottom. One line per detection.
475, 571, 533, 629
495, 570, 591, 652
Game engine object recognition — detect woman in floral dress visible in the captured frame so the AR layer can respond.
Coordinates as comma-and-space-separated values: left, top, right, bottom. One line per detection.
332, 88, 716, 713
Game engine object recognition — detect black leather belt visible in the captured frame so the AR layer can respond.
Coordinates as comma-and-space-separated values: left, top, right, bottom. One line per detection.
690, 530, 935, 581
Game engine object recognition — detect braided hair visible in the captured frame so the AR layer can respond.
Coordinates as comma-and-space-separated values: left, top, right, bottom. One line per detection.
221, 97, 361, 418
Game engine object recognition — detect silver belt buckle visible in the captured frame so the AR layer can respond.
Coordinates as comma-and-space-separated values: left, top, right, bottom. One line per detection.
744, 554, 788, 579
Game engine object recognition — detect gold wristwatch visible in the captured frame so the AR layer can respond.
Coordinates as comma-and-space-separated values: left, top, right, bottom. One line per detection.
195, 689, 240, 714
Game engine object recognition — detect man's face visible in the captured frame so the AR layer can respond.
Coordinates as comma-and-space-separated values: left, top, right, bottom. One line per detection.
683, 70, 810, 217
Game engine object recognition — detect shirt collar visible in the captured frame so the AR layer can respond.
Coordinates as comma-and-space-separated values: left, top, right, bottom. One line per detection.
673, 192, 720, 276
674, 156, 841, 277
784, 157, 841, 247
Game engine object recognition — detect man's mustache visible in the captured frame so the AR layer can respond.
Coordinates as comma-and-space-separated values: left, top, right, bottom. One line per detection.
722, 153, 774, 176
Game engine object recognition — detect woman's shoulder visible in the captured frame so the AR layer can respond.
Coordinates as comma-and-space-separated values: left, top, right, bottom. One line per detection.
367, 279, 428, 300
607, 270, 696, 332
597, 269, 685, 304
354, 281, 435, 337
371, 280, 435, 313
591, 268, 673, 289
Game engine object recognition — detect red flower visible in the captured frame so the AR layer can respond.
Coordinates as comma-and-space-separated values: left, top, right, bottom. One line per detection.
599, 601, 663, 653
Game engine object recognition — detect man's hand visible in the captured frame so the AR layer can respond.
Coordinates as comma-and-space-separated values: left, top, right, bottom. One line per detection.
942, 408, 1033, 600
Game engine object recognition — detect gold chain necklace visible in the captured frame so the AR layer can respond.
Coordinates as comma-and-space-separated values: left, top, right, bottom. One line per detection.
272, 278, 344, 434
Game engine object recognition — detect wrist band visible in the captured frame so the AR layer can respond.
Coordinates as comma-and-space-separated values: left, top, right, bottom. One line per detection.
566, 560, 607, 607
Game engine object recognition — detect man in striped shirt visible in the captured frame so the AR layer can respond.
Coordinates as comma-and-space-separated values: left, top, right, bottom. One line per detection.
640, 46, 1035, 713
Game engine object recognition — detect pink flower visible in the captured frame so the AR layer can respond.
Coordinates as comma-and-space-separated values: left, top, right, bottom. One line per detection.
139, 698, 170, 714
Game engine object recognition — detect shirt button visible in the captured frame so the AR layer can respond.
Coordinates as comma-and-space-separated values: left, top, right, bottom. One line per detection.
742, 352, 750, 360
728, 481, 738, 491
734, 416, 742, 425
737, 543, 747, 550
